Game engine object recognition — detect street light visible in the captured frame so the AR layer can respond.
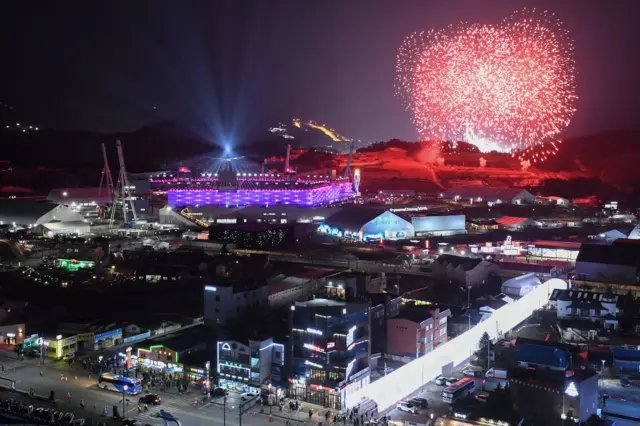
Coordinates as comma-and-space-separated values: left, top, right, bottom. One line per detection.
122, 385, 128, 417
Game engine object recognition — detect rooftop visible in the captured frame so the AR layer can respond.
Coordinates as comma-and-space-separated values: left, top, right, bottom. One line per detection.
577, 238, 640, 266
136, 324, 209, 354
434, 254, 482, 270
496, 216, 531, 226
322, 205, 387, 231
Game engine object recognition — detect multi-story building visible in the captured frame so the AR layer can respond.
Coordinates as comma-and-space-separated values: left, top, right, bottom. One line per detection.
387, 305, 450, 358
290, 298, 371, 409
203, 264, 269, 327
215, 336, 285, 400
431, 254, 499, 288
369, 293, 401, 355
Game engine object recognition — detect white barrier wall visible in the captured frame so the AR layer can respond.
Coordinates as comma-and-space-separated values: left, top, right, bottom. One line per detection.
345, 278, 567, 410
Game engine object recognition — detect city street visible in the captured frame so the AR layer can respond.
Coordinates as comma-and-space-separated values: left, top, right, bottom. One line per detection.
0, 350, 314, 426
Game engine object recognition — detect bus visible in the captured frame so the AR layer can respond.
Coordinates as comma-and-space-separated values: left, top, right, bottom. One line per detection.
442, 377, 475, 403
98, 374, 142, 395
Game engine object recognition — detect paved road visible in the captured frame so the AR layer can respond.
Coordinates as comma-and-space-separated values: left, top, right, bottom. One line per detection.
0, 351, 302, 426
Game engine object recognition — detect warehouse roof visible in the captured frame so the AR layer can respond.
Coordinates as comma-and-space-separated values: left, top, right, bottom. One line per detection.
576, 239, 640, 266
496, 216, 530, 226
516, 343, 569, 369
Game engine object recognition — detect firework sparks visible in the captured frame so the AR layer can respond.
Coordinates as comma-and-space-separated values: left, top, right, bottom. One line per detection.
396, 9, 577, 163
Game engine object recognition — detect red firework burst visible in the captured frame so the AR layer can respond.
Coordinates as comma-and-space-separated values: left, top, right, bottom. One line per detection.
396, 9, 578, 163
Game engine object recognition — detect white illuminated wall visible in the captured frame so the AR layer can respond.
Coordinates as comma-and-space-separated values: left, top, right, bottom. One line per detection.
345, 278, 567, 410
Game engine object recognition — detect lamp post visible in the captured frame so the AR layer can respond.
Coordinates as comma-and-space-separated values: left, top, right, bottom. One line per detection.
122, 385, 128, 417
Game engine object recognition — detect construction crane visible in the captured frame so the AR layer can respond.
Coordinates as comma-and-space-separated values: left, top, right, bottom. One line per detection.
109, 140, 137, 227
98, 142, 114, 199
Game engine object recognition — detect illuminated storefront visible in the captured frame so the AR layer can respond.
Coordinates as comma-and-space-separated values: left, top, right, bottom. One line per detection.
76, 328, 123, 350
43, 335, 78, 359
57, 258, 95, 271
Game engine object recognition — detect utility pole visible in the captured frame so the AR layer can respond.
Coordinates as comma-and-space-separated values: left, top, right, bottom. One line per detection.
223, 394, 226, 426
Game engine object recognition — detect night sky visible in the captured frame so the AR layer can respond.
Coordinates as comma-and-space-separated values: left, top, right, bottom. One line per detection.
1, 0, 638, 146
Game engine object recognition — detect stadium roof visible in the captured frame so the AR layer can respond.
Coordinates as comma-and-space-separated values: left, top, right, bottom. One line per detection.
322, 206, 388, 231
576, 239, 640, 266
442, 186, 533, 202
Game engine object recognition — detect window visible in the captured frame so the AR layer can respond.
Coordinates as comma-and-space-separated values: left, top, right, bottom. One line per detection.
439, 328, 447, 336
439, 317, 447, 326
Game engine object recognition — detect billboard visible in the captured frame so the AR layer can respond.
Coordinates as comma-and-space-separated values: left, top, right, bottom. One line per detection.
412, 215, 465, 235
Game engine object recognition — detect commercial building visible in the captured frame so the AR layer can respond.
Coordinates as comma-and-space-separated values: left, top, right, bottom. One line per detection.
42, 334, 78, 359
495, 216, 541, 230
56, 238, 111, 271
135, 326, 208, 376
290, 298, 371, 409
319, 206, 465, 241
319, 207, 414, 240
575, 239, 640, 284
510, 340, 598, 424
527, 240, 581, 261
369, 293, 402, 355
387, 305, 450, 359
216, 337, 285, 397
441, 186, 536, 205
411, 215, 466, 236
431, 254, 499, 288
203, 263, 269, 327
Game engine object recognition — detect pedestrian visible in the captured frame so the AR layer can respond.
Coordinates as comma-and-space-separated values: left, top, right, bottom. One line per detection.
1, 364, 4, 372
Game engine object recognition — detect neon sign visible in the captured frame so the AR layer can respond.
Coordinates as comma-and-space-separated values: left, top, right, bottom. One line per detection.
304, 343, 324, 352
305, 360, 323, 369
306, 328, 323, 335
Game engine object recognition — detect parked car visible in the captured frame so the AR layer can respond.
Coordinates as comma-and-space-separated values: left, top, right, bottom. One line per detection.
461, 369, 476, 377
241, 392, 259, 401
408, 397, 428, 408
397, 401, 418, 414
209, 388, 229, 398
63, 352, 75, 361
138, 394, 161, 405
63, 412, 75, 423
445, 377, 458, 386
621, 378, 631, 387
434, 375, 447, 386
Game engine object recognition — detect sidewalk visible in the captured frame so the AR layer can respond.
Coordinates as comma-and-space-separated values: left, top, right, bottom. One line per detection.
265, 398, 340, 424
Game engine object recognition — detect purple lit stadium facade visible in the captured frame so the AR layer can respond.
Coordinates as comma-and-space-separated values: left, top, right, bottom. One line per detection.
165, 179, 354, 207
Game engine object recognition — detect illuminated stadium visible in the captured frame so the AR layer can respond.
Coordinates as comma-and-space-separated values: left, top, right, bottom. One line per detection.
152, 168, 355, 208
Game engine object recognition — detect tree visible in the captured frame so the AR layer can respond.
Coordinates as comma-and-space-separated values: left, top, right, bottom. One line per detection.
476, 332, 491, 357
